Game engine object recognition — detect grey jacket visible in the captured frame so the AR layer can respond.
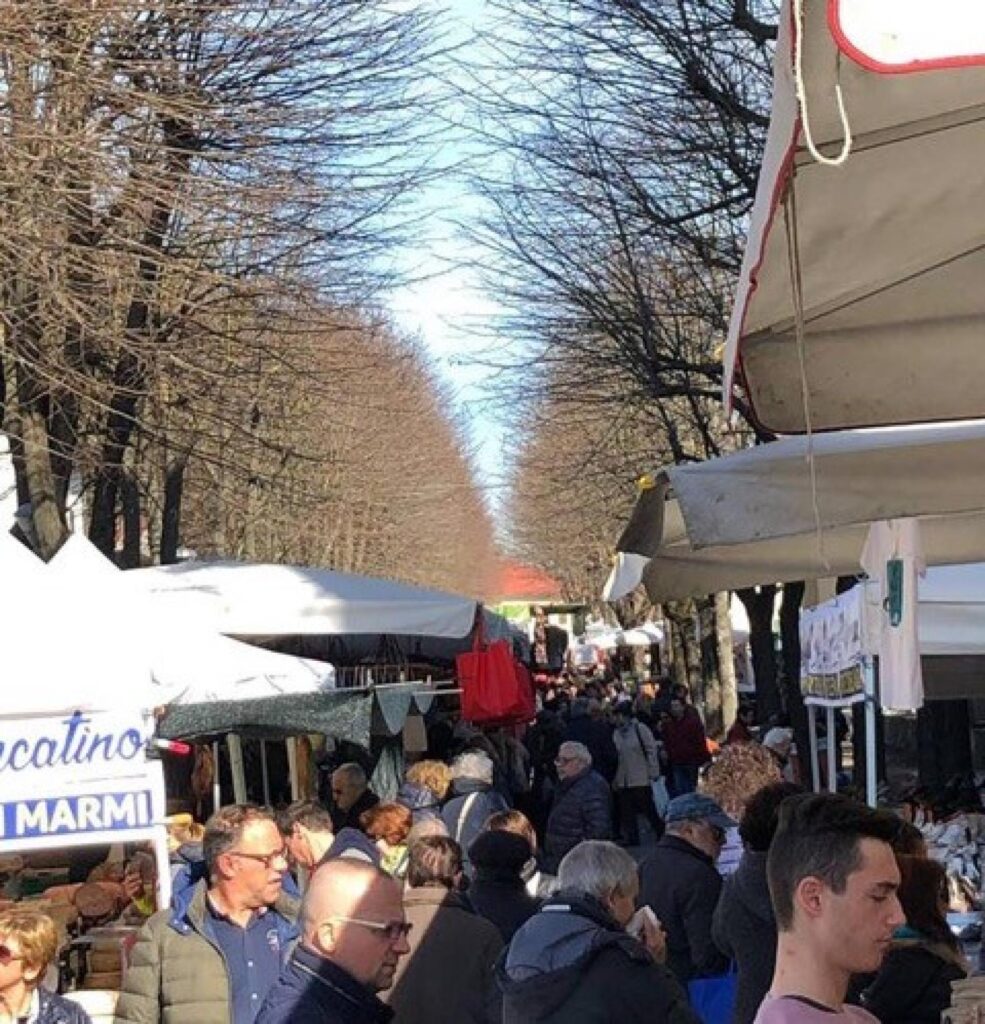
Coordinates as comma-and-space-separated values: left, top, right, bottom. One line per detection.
712, 850, 775, 1024
114, 880, 300, 1024
613, 722, 660, 789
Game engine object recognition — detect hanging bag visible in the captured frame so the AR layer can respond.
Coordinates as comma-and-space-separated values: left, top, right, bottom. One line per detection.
456, 618, 534, 725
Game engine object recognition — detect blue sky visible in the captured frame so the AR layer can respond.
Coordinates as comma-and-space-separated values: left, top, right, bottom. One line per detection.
386, 0, 512, 517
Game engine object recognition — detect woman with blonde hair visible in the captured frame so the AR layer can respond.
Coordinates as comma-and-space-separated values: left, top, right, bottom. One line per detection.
0, 907, 90, 1024
397, 759, 452, 824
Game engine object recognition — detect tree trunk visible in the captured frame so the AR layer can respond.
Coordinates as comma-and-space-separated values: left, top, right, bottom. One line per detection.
120, 471, 142, 568
666, 613, 688, 687
160, 457, 187, 565
737, 585, 780, 723
778, 581, 810, 774
15, 363, 67, 559
716, 591, 738, 735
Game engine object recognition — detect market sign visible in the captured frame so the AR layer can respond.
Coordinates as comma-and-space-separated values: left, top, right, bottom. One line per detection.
0, 710, 153, 788
799, 587, 866, 703
0, 790, 154, 840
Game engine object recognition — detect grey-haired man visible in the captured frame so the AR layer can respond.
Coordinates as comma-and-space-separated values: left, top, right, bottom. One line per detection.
638, 793, 735, 986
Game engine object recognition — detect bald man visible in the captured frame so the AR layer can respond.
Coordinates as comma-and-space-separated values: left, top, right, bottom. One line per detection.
255, 859, 410, 1024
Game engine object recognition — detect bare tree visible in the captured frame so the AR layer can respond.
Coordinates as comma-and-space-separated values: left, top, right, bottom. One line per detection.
465, 0, 777, 445
0, 0, 443, 558
174, 311, 500, 598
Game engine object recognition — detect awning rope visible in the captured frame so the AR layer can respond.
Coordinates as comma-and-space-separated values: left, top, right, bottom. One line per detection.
784, 176, 831, 574
793, 0, 853, 167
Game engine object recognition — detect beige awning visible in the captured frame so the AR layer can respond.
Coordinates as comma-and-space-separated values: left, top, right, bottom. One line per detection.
605, 422, 985, 603
723, 0, 985, 434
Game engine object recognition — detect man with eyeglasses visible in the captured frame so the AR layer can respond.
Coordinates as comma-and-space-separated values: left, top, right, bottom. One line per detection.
116, 804, 300, 1024
256, 858, 410, 1024
543, 741, 613, 873
637, 793, 735, 988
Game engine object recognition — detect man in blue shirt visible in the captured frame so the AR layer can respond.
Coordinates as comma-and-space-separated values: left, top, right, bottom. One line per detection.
116, 805, 300, 1024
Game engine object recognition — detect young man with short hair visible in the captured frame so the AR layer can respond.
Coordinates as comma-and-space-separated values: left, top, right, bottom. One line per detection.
754, 793, 904, 1024
277, 800, 335, 871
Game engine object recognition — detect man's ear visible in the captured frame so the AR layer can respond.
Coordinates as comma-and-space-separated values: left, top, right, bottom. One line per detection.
317, 920, 337, 954
214, 850, 237, 882
795, 875, 826, 919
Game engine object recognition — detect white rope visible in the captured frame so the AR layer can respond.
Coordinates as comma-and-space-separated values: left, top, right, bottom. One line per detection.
784, 178, 830, 573
793, 0, 853, 167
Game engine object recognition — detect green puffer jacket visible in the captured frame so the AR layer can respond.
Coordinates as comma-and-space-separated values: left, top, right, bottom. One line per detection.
113, 880, 300, 1024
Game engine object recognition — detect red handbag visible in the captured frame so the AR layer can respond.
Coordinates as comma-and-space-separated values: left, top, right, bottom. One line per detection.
457, 628, 535, 725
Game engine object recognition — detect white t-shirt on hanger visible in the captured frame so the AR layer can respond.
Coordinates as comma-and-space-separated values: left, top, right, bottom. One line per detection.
860, 519, 926, 711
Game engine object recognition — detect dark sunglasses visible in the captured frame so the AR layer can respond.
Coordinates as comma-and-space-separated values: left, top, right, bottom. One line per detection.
0, 944, 24, 966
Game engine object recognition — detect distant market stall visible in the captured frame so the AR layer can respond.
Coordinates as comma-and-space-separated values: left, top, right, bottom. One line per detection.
125, 557, 522, 686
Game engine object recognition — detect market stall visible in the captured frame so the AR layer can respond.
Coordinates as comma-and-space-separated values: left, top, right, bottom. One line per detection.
125, 556, 521, 687
722, 0, 985, 433
604, 421, 985, 604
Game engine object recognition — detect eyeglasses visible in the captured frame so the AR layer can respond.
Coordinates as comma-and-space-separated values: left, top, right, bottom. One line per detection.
230, 847, 288, 869
0, 944, 24, 966
330, 916, 412, 941
554, 756, 577, 765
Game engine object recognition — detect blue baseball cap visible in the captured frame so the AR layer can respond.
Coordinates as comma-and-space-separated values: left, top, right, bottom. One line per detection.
665, 793, 736, 830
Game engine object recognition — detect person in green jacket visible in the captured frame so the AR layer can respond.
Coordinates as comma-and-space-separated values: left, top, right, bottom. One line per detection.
114, 805, 300, 1024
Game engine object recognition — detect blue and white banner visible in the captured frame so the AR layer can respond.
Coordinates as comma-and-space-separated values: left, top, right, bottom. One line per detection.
0, 711, 153, 789
0, 789, 154, 840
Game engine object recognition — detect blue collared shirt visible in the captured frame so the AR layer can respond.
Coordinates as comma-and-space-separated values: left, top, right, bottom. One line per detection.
206, 898, 285, 1024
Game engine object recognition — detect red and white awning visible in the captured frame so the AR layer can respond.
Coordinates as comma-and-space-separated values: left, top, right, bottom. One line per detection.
724, 0, 985, 434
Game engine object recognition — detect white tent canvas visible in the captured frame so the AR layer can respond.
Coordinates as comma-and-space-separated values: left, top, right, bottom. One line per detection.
48, 536, 336, 706
723, 0, 985, 433
126, 559, 480, 638
605, 423, 985, 603
0, 534, 335, 717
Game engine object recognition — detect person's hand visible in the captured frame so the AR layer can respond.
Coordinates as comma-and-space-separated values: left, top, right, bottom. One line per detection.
122, 869, 144, 903
641, 912, 667, 964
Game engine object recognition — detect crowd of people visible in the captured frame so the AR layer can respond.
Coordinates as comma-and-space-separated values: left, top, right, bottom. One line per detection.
2, 678, 972, 1024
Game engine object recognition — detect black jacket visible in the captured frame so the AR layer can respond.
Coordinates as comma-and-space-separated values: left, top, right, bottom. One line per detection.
544, 768, 612, 873
332, 788, 380, 833
499, 891, 698, 1024
638, 835, 728, 986
712, 850, 775, 1024
862, 939, 967, 1024
256, 944, 393, 1024
468, 869, 541, 943
565, 716, 618, 783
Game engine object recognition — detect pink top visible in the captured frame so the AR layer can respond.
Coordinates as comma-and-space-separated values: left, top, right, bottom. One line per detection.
755, 995, 879, 1024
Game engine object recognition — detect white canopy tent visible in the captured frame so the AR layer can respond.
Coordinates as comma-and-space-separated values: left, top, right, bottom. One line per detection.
605, 423, 985, 604
48, 536, 336, 705
723, 0, 985, 434
126, 560, 480, 638
0, 533, 156, 715
581, 622, 665, 650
